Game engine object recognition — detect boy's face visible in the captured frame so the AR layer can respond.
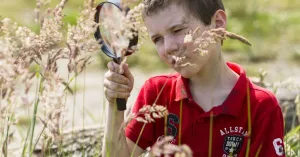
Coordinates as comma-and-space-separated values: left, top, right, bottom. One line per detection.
144, 3, 220, 78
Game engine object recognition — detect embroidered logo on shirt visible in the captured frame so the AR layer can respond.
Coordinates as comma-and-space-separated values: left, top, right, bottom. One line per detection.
167, 113, 180, 137
156, 113, 179, 145
223, 135, 244, 155
220, 126, 247, 156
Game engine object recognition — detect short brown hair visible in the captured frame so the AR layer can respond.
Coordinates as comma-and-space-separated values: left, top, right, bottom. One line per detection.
143, 0, 225, 26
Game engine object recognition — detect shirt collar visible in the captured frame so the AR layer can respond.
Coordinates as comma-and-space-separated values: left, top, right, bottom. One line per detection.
174, 74, 189, 101
174, 62, 248, 117
220, 62, 248, 117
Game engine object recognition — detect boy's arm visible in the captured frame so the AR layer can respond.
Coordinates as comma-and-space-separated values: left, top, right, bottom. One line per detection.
125, 79, 157, 151
250, 97, 285, 157
102, 61, 145, 157
102, 103, 145, 157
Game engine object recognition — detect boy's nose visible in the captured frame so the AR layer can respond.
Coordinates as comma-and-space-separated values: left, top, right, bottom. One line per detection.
164, 37, 179, 55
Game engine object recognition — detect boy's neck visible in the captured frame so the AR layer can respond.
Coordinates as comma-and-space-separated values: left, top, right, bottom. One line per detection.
188, 52, 239, 111
190, 52, 237, 86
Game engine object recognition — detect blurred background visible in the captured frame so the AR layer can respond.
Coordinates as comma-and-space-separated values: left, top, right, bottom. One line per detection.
0, 0, 299, 152
1, 0, 300, 75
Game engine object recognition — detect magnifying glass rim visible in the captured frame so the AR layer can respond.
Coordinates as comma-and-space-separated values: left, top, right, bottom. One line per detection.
94, 2, 138, 59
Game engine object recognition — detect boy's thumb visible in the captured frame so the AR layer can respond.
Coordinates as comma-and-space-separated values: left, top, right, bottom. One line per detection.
122, 63, 133, 82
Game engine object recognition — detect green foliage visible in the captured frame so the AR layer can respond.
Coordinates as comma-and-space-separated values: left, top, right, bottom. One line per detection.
63, 8, 79, 25
284, 125, 300, 157
223, 0, 300, 63
291, 46, 300, 63
1, 0, 299, 71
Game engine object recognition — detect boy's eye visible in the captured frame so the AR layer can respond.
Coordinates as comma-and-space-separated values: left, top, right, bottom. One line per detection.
173, 29, 183, 33
153, 37, 163, 43
173, 27, 186, 34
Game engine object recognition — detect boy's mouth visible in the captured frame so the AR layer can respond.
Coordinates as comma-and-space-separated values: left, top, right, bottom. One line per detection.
171, 56, 188, 68
172, 56, 187, 63
171, 59, 176, 65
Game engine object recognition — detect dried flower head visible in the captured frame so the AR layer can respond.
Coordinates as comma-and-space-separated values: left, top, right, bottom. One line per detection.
148, 136, 193, 157
126, 3, 147, 48
0, 0, 100, 154
67, 0, 99, 74
39, 72, 65, 138
122, 104, 168, 132
184, 27, 252, 56
172, 27, 252, 67
135, 105, 169, 123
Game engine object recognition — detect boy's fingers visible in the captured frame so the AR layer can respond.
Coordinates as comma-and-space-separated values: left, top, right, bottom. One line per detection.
162, 144, 180, 154
104, 71, 130, 85
107, 61, 124, 74
122, 63, 134, 84
103, 79, 131, 92
104, 88, 130, 100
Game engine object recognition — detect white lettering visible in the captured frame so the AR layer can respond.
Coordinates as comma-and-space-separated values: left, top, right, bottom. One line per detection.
239, 127, 243, 133
235, 127, 238, 133
273, 138, 284, 156
230, 127, 234, 133
220, 126, 248, 136
225, 128, 229, 134
220, 130, 225, 136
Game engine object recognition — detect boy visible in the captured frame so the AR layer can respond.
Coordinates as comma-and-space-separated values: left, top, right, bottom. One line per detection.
103, 0, 285, 156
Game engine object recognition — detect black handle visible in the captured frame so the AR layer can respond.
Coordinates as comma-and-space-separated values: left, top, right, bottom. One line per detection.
113, 58, 127, 111
116, 98, 127, 111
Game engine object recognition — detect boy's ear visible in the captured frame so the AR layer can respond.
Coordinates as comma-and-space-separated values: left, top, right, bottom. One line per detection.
212, 9, 227, 29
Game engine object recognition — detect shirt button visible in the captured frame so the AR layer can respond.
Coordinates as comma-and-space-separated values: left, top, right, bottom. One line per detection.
197, 118, 204, 123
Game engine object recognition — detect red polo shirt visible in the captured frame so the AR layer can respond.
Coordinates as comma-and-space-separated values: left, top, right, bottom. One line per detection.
125, 62, 285, 157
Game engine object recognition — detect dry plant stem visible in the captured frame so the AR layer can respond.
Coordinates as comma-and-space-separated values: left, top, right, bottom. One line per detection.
245, 83, 252, 157
296, 94, 300, 127
35, 0, 41, 23
71, 72, 77, 140
83, 68, 86, 130
164, 115, 167, 136
225, 31, 252, 46
178, 100, 183, 145
29, 75, 43, 156
152, 74, 173, 107
209, 112, 213, 157
130, 123, 146, 157
33, 125, 46, 153
1, 91, 13, 157
59, 72, 70, 155
3, 116, 11, 157
21, 123, 32, 156
255, 144, 263, 157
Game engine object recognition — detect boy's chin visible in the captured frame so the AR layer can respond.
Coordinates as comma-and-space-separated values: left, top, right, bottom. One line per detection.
180, 74, 193, 79
176, 69, 195, 79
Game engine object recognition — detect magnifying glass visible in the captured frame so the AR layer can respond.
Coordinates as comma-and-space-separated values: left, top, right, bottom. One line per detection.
94, 0, 138, 111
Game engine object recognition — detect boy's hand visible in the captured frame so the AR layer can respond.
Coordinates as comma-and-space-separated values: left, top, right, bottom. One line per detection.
104, 61, 134, 104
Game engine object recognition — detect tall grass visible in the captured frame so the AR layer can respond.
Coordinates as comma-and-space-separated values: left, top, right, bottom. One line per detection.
0, 0, 299, 157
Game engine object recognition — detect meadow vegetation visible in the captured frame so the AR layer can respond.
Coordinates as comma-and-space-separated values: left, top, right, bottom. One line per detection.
0, 0, 299, 156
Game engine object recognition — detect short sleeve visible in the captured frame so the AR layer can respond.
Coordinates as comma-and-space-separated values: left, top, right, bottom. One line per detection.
125, 79, 157, 150
250, 96, 285, 157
